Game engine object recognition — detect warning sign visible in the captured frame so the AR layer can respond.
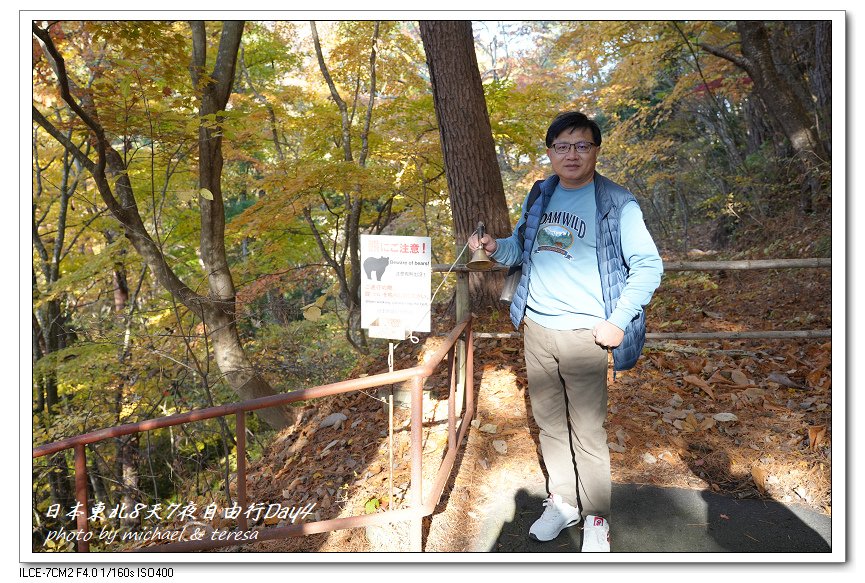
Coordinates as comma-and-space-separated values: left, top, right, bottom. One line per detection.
360, 235, 432, 340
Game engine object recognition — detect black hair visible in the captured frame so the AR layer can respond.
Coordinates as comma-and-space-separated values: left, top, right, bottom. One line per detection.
545, 111, 602, 148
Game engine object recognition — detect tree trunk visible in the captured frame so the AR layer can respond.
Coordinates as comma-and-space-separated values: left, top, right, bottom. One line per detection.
32, 122, 78, 519
33, 21, 295, 430
117, 435, 141, 529
113, 265, 129, 314
419, 20, 512, 308
742, 94, 774, 156
105, 230, 130, 314
192, 21, 295, 427
345, 196, 366, 351
37, 299, 76, 524
46, 453, 75, 517
207, 307, 293, 429
109, 237, 141, 529
788, 21, 831, 152
305, 21, 383, 352
737, 21, 829, 213
701, 22, 830, 213
88, 453, 111, 506
33, 314, 46, 413
811, 21, 832, 150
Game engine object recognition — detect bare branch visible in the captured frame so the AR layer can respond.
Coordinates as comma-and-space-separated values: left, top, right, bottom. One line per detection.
310, 21, 353, 162
359, 22, 379, 168
302, 207, 339, 273
34, 31, 207, 320
59, 209, 109, 265
31, 107, 95, 174
33, 24, 105, 144
698, 38, 750, 72
239, 43, 284, 162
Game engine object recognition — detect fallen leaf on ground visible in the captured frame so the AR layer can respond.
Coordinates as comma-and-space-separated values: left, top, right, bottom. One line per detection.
806, 368, 828, 388
682, 413, 699, 432
685, 357, 707, 374
608, 442, 626, 453
708, 370, 735, 385
683, 375, 715, 399
699, 418, 716, 431
730, 369, 750, 386
766, 372, 805, 389
742, 387, 766, 400
808, 425, 827, 450
761, 399, 789, 412
751, 465, 769, 494
649, 354, 671, 370
713, 412, 738, 422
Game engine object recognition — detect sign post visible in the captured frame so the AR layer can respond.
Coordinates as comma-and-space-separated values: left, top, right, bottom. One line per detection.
360, 235, 433, 513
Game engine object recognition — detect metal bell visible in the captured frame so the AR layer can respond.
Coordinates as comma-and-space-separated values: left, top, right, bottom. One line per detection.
466, 221, 494, 271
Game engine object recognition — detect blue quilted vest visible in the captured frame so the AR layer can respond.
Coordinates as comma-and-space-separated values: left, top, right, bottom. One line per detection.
508, 172, 646, 371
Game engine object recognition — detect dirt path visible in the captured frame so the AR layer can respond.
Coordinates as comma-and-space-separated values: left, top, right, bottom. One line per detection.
229, 260, 832, 553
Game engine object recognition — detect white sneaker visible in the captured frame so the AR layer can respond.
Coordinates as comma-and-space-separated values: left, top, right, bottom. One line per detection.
581, 515, 610, 552
528, 493, 582, 541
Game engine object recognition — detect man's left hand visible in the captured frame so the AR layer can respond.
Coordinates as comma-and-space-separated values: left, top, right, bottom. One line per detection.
592, 321, 624, 350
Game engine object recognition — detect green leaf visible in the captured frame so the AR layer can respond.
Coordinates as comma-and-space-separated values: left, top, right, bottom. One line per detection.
119, 77, 132, 100
199, 188, 214, 200
364, 497, 380, 514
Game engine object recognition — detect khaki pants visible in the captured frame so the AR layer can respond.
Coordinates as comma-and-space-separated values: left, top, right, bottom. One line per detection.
523, 318, 611, 519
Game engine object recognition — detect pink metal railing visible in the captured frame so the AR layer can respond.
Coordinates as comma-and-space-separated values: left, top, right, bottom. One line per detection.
32, 314, 475, 553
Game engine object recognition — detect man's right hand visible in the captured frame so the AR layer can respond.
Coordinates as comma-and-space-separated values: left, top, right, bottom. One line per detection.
468, 233, 497, 255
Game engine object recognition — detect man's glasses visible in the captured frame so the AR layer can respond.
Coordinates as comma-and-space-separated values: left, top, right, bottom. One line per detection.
551, 141, 596, 155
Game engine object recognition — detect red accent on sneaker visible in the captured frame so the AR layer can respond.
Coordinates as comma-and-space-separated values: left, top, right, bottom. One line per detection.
593, 517, 605, 527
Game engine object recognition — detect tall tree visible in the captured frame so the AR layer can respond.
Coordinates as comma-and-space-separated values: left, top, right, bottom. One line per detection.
306, 20, 380, 351
700, 21, 830, 213
32, 122, 82, 516
228, 21, 443, 351
32, 21, 295, 430
419, 20, 511, 308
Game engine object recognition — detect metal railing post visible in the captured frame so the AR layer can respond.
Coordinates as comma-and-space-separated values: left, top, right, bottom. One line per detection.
410, 375, 424, 551
235, 412, 248, 531
447, 345, 457, 451
454, 271, 469, 417
73, 444, 89, 552
33, 316, 474, 554
466, 319, 475, 419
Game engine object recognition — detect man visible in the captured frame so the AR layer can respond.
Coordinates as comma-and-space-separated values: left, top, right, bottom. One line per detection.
469, 111, 663, 552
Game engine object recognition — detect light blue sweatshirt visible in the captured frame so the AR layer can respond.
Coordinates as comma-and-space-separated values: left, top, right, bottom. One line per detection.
491, 181, 662, 331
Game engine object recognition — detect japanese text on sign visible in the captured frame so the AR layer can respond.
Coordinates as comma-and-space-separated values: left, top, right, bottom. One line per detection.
360, 235, 432, 339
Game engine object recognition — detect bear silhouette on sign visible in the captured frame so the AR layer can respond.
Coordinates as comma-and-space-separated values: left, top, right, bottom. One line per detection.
363, 256, 390, 280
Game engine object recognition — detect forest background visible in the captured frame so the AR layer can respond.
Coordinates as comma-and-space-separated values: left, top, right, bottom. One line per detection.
25, 15, 842, 554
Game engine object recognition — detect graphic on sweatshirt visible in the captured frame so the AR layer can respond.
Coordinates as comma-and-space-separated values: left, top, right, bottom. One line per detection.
534, 211, 587, 260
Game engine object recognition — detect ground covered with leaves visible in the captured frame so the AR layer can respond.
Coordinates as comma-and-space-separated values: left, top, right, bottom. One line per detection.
126, 212, 832, 553
233, 235, 831, 552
